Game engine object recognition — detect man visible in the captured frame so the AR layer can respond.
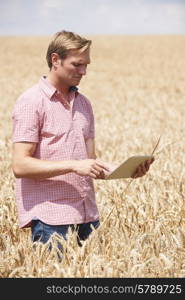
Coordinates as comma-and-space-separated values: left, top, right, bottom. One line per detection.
12, 30, 153, 246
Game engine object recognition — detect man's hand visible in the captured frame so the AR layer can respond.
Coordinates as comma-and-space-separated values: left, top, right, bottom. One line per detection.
96, 162, 118, 179
131, 157, 155, 179
73, 159, 110, 179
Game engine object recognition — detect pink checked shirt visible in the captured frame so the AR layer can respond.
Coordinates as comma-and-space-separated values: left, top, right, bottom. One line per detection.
12, 76, 99, 228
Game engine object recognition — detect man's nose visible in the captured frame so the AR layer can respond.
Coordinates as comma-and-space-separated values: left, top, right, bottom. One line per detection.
78, 66, 87, 75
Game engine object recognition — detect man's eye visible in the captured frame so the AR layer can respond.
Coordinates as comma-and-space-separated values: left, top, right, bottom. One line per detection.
73, 63, 81, 67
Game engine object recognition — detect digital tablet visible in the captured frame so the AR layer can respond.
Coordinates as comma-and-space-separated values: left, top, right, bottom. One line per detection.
105, 155, 153, 180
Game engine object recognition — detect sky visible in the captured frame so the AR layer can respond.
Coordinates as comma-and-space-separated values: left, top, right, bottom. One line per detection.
0, 0, 185, 35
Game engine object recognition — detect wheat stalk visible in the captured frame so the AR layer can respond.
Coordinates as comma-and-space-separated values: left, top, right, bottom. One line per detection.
99, 135, 162, 229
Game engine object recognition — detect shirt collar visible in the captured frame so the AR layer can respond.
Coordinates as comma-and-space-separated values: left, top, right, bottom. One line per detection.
39, 76, 78, 99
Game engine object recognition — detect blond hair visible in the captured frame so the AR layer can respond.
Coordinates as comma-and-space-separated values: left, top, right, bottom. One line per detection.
46, 30, 92, 69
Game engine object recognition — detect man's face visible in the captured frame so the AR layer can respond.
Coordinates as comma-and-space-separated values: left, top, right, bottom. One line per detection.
55, 48, 90, 87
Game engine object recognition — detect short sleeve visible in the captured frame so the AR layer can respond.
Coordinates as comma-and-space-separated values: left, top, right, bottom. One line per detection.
87, 101, 95, 139
79, 94, 95, 140
12, 99, 40, 143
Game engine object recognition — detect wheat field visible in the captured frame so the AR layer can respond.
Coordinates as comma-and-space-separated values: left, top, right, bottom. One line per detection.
0, 35, 185, 278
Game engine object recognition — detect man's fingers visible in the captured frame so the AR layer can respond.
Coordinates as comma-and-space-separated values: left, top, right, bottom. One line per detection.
138, 166, 144, 177
151, 157, 155, 163
141, 163, 147, 174
95, 160, 110, 171
90, 172, 97, 179
132, 165, 144, 178
145, 157, 155, 170
93, 164, 104, 173
96, 170, 105, 180
91, 168, 101, 176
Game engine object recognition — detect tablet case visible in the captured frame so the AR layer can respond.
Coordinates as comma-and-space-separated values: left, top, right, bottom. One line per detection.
105, 155, 153, 179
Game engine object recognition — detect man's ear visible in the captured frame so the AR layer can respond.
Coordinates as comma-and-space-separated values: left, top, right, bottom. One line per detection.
51, 53, 61, 68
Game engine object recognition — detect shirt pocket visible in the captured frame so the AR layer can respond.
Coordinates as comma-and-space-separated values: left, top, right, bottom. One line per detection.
74, 113, 90, 139
41, 114, 72, 139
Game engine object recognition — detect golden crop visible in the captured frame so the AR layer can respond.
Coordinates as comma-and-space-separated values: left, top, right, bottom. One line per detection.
0, 35, 185, 278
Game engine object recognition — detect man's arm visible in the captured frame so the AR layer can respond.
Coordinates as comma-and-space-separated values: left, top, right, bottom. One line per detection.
85, 138, 110, 179
12, 142, 109, 180
85, 138, 154, 179
85, 138, 97, 159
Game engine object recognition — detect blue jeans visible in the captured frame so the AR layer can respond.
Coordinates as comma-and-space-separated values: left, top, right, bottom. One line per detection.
31, 219, 100, 247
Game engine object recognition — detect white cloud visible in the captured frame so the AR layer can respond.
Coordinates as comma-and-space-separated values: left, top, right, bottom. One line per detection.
42, 0, 63, 9
0, 0, 185, 35
89, 0, 185, 34
38, 0, 66, 17
0, 0, 23, 19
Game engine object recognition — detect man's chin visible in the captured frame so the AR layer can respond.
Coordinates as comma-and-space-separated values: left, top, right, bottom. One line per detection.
72, 78, 82, 85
